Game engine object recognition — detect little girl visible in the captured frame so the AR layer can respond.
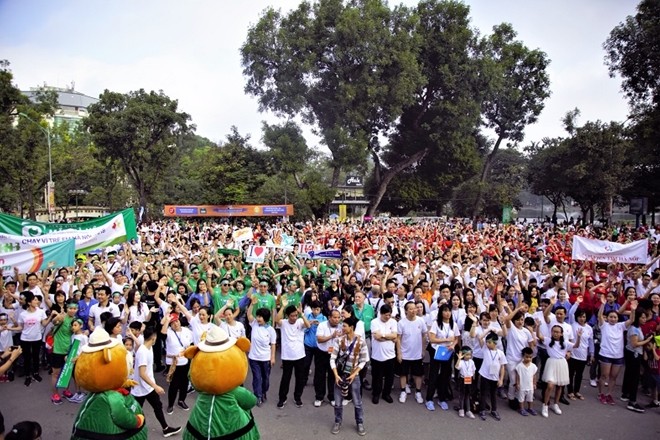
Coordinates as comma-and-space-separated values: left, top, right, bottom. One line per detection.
69, 318, 89, 403
478, 332, 507, 421
541, 325, 580, 417
456, 347, 476, 419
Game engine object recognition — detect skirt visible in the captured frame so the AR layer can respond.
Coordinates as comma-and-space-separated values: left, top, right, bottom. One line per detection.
543, 357, 570, 386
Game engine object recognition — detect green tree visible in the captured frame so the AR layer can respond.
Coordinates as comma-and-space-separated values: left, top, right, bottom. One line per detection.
241, 0, 423, 193
471, 23, 551, 219
85, 89, 193, 220
526, 137, 569, 223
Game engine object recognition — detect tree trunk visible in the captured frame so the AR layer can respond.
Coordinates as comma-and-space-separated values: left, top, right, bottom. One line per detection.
366, 148, 429, 217
330, 165, 341, 189
589, 207, 595, 224
471, 135, 504, 220
28, 185, 36, 220
551, 203, 558, 224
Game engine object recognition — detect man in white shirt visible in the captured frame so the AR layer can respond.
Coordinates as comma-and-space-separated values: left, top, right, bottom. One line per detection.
130, 327, 181, 437
275, 302, 310, 408
370, 304, 398, 404
315, 309, 342, 406
87, 286, 120, 332
396, 301, 427, 405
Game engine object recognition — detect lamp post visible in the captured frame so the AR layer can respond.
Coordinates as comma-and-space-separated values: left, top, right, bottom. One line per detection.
68, 189, 87, 221
19, 113, 54, 220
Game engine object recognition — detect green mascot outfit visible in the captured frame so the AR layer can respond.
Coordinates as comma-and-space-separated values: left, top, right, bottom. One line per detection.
183, 326, 260, 440
71, 328, 146, 439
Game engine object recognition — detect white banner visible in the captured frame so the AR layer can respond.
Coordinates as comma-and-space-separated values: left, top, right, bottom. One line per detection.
245, 245, 266, 264
572, 236, 649, 264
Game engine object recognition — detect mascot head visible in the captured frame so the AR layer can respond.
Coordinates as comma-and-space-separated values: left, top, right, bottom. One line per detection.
74, 328, 133, 392
184, 326, 250, 395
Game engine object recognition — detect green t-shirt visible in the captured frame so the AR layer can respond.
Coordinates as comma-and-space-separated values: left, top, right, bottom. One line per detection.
354, 303, 375, 333
53, 315, 74, 355
212, 292, 238, 315
220, 268, 239, 280
282, 291, 302, 308
254, 293, 276, 324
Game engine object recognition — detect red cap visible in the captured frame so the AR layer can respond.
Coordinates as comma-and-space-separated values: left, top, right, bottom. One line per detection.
169, 313, 179, 323
570, 282, 580, 289
594, 287, 607, 294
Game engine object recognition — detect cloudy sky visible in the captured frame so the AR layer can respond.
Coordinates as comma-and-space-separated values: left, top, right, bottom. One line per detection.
0, 0, 639, 151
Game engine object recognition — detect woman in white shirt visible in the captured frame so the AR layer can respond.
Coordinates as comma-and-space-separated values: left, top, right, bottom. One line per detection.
123, 290, 151, 326
426, 304, 459, 411
181, 305, 214, 346
567, 299, 594, 400
160, 313, 193, 413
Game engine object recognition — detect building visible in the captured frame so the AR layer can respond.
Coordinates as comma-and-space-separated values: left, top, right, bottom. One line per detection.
22, 84, 98, 129
330, 175, 370, 219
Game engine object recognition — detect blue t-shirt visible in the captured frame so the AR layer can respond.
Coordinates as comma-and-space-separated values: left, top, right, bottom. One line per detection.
303, 312, 327, 348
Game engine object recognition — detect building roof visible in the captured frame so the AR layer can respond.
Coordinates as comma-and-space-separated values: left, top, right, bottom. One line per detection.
22, 88, 99, 109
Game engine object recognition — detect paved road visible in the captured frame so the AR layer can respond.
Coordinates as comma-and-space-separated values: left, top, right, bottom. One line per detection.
1, 360, 658, 440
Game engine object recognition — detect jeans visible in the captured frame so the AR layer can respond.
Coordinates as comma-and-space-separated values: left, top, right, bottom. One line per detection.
314, 349, 334, 401
371, 358, 395, 399
567, 358, 587, 395
167, 363, 190, 407
249, 359, 271, 399
334, 375, 363, 424
279, 358, 306, 403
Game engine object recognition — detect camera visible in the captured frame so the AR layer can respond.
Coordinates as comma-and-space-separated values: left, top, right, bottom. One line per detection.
339, 377, 350, 397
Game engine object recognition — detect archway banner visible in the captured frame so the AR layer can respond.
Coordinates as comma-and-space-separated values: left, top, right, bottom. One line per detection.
0, 209, 137, 254
571, 236, 648, 264
163, 205, 293, 217
0, 239, 75, 273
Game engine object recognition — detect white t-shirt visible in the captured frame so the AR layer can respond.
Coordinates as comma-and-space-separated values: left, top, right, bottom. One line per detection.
280, 318, 305, 361
505, 325, 534, 363
571, 323, 593, 361
248, 321, 276, 362
546, 339, 574, 359
479, 348, 507, 381
189, 315, 213, 345
370, 317, 398, 361
515, 362, 538, 391
18, 309, 47, 341
546, 318, 574, 344
165, 327, 193, 366
458, 359, 476, 379
89, 303, 120, 328
429, 321, 459, 351
397, 316, 427, 360
124, 305, 149, 324
600, 322, 627, 359
132, 344, 155, 397
220, 320, 246, 339
450, 309, 467, 332
316, 321, 342, 353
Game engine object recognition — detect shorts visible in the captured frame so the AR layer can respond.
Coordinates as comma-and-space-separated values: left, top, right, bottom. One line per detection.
517, 389, 534, 403
51, 353, 66, 369
599, 355, 624, 366
400, 359, 424, 377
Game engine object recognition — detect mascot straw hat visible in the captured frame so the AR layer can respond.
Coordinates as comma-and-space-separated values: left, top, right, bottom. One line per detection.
82, 327, 120, 353
197, 326, 236, 353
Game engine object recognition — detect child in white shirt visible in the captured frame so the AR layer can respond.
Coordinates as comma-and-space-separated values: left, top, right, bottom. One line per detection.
456, 347, 476, 419
515, 347, 538, 416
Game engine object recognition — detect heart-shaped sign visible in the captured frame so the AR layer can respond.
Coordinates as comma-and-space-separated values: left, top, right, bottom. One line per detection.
253, 246, 264, 257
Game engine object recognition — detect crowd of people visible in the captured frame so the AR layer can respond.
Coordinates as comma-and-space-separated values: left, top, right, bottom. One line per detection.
1, 218, 660, 437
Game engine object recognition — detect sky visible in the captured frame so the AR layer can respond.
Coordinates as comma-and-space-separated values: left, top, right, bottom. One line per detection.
0, 0, 640, 152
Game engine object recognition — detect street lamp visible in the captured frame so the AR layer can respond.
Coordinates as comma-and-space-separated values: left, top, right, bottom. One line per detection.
68, 189, 87, 221
18, 113, 54, 220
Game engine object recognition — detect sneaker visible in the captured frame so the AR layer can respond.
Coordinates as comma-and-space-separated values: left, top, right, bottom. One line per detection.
331, 400, 336, 407
66, 392, 79, 403
415, 391, 424, 404
342, 398, 351, 406
466, 411, 475, 419
491, 411, 501, 421
405, 384, 411, 394
331, 423, 341, 435
74, 392, 87, 403
458, 409, 465, 417
425, 401, 436, 411
314, 400, 323, 407
372, 396, 379, 404
519, 409, 529, 416
527, 408, 538, 416
559, 396, 570, 405
382, 394, 393, 403
551, 403, 562, 415
541, 404, 548, 418
627, 402, 645, 413
599, 394, 608, 405
177, 401, 189, 411
51, 393, 63, 405
32, 373, 43, 382
362, 379, 372, 391
606, 395, 615, 406
357, 423, 366, 436
399, 391, 407, 403
479, 410, 487, 421
439, 401, 449, 411
590, 379, 597, 387
24, 377, 31, 387
163, 426, 181, 438
646, 400, 660, 408
187, 384, 195, 394
277, 400, 286, 409
262, 394, 267, 402
256, 398, 263, 407
166, 406, 174, 415
62, 389, 74, 399
620, 395, 629, 402
295, 400, 303, 408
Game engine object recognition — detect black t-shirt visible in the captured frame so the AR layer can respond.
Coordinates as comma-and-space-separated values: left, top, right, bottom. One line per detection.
141, 293, 160, 326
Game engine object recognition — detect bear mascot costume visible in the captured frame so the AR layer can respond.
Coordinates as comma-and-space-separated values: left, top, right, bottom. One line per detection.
183, 326, 260, 440
71, 328, 146, 439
